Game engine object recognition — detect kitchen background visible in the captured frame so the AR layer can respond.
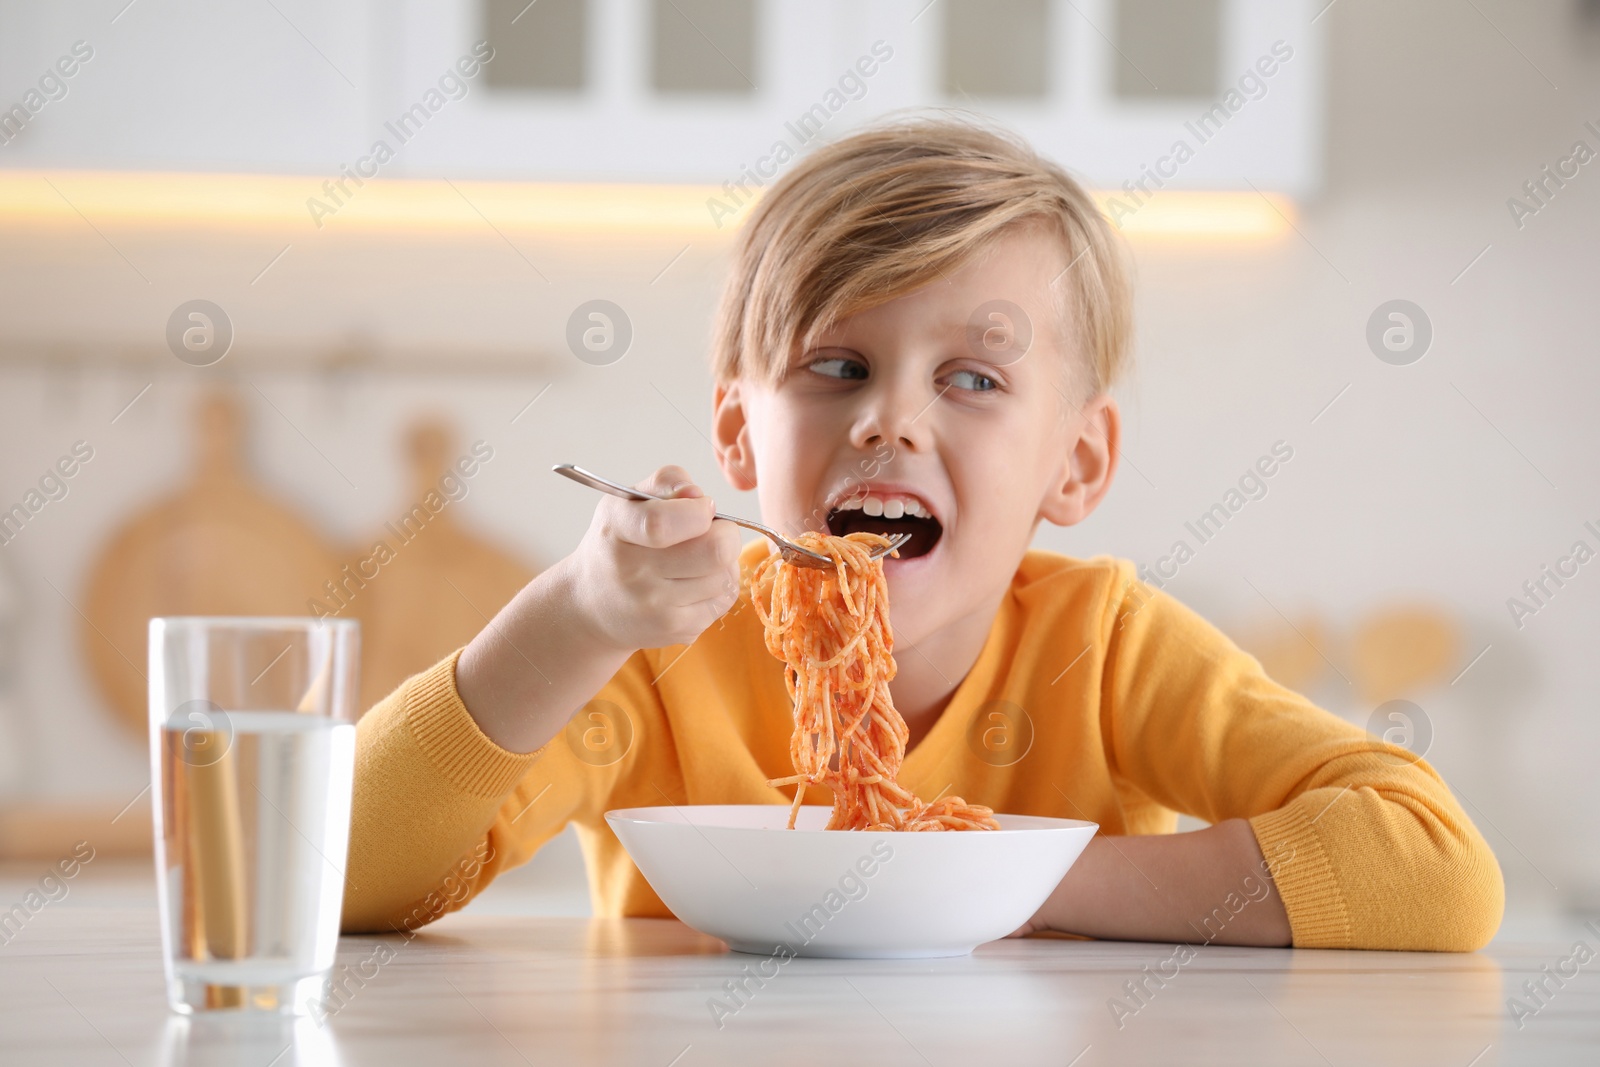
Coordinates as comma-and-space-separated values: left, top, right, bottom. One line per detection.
0, 0, 1595, 929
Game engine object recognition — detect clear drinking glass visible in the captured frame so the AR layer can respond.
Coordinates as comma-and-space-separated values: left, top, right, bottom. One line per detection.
149, 617, 359, 1015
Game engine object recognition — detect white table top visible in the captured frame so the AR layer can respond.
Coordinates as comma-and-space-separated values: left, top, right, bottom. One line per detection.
4, 873, 1598, 1066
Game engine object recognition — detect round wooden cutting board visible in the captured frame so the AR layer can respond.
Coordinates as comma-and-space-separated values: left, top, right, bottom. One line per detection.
347, 419, 535, 712
80, 389, 346, 737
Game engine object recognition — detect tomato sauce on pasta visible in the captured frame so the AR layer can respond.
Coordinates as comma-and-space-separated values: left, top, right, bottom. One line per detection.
751, 531, 1000, 832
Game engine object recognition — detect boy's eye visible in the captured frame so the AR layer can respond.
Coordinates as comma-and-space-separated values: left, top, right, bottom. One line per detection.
946, 369, 999, 392
808, 357, 868, 381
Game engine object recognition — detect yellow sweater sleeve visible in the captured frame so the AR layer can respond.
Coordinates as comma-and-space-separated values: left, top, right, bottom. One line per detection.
1101, 565, 1504, 950
340, 644, 674, 933
340, 648, 547, 933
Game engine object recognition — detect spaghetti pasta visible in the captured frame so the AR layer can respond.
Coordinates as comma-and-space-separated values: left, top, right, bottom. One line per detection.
751, 531, 1000, 832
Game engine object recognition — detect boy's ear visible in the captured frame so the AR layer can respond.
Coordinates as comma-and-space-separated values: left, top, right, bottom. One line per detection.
1038, 392, 1120, 527
712, 381, 758, 491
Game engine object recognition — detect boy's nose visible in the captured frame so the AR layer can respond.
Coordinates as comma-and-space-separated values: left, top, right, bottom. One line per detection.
850, 385, 936, 454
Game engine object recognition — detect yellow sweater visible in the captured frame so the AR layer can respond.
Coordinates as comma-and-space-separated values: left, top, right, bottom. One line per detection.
342, 545, 1503, 951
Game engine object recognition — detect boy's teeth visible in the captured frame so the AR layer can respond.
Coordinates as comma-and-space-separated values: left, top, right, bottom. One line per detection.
830, 494, 931, 519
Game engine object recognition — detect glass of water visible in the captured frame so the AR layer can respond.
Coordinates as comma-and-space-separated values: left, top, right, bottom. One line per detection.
149, 617, 359, 1015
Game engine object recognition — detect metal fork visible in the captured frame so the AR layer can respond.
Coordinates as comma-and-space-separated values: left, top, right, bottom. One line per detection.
553, 464, 910, 570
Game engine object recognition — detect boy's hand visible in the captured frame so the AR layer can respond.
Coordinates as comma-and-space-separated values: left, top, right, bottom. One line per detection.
455, 464, 741, 754
569, 465, 743, 652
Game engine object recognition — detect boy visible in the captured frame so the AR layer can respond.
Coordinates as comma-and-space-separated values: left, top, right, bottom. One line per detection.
343, 117, 1503, 951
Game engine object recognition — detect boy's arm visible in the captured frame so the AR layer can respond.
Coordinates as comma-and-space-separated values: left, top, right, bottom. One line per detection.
338, 548, 635, 933
341, 643, 664, 933
341, 646, 572, 933
1019, 817, 1292, 946
1029, 563, 1504, 951
342, 466, 739, 932
457, 468, 740, 755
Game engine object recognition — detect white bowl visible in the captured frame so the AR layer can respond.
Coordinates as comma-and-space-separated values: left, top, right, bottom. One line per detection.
605, 804, 1098, 959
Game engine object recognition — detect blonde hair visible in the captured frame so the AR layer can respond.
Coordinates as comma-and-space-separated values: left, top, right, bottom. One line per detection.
711, 113, 1132, 395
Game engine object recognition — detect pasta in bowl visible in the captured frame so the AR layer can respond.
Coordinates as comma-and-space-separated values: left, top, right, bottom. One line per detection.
605, 533, 1095, 957
606, 804, 1097, 958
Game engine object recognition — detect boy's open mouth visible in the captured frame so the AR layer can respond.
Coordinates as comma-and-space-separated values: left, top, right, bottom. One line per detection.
825, 496, 943, 560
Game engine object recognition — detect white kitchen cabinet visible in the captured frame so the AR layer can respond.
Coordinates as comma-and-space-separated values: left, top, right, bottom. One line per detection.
0, 1, 1323, 193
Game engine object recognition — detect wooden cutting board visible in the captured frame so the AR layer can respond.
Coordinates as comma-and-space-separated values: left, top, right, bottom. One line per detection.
1232, 603, 1461, 706
344, 418, 536, 712
1231, 611, 1334, 695
80, 389, 346, 736
1349, 605, 1460, 705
